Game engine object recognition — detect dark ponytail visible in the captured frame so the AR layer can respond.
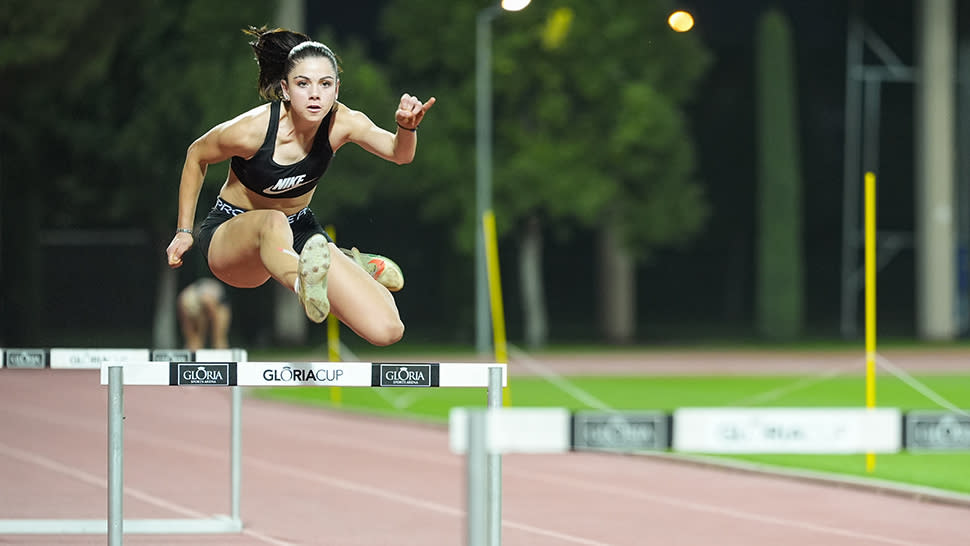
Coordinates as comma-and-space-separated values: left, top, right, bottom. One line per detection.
243, 26, 341, 102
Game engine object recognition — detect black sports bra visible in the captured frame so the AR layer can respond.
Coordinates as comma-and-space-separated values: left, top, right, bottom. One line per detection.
230, 101, 335, 199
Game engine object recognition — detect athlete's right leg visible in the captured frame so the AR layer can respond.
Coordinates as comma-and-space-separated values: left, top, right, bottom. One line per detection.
206, 210, 332, 322
206, 210, 298, 289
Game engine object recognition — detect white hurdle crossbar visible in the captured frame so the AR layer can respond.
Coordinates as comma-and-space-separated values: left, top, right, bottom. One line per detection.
0, 348, 247, 537
101, 361, 507, 546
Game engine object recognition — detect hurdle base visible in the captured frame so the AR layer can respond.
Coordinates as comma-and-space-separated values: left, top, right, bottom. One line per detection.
0, 516, 242, 534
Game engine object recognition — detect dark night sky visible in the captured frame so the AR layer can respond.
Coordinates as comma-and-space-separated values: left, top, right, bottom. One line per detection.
669, 0, 931, 333
306, 1, 965, 336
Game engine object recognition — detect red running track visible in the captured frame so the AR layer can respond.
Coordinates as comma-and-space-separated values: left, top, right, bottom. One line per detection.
1, 367, 968, 546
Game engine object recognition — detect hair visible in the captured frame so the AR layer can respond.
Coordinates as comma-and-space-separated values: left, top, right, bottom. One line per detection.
242, 26, 341, 102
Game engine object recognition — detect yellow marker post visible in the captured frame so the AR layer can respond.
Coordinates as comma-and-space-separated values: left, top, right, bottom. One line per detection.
325, 225, 342, 406
864, 172, 877, 472
482, 210, 509, 405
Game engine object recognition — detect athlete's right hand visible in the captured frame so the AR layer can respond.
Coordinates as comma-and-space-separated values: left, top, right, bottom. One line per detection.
166, 232, 193, 268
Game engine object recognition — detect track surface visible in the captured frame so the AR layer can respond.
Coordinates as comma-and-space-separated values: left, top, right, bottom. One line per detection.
1, 349, 969, 545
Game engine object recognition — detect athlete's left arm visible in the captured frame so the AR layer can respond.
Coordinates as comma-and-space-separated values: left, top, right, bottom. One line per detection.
339, 94, 436, 165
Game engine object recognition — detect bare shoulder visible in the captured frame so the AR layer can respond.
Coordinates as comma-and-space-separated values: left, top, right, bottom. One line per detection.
331, 101, 382, 147
336, 101, 380, 129
201, 103, 272, 158
333, 101, 362, 118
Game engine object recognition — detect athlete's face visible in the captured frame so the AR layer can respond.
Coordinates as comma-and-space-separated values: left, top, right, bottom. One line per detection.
282, 57, 339, 118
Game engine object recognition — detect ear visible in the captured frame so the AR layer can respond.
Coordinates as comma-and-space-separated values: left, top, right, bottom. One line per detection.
280, 79, 290, 101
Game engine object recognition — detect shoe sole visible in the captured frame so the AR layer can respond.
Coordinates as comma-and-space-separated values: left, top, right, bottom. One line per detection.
298, 234, 331, 322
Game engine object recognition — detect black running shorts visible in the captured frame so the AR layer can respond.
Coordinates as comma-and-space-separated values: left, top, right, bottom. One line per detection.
194, 197, 332, 262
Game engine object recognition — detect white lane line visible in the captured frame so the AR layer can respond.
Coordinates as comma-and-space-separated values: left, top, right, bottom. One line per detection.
510, 345, 614, 410
725, 363, 854, 406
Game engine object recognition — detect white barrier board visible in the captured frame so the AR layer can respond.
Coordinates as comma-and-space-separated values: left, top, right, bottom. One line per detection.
193, 349, 246, 362
51, 348, 150, 369
673, 407, 902, 454
449, 407, 572, 454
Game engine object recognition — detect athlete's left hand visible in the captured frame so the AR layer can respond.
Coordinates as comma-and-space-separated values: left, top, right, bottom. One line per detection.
395, 94, 435, 131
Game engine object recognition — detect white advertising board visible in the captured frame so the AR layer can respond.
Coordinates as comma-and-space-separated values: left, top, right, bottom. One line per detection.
673, 407, 902, 454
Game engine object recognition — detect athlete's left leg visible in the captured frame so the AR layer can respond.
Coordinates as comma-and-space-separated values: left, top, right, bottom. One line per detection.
340, 247, 405, 292
326, 242, 404, 346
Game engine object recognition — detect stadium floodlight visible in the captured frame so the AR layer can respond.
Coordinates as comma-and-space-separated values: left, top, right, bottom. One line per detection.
501, 0, 531, 11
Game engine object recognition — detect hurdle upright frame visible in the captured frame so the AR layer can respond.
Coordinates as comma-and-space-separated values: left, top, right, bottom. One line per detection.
101, 360, 507, 545
0, 348, 247, 536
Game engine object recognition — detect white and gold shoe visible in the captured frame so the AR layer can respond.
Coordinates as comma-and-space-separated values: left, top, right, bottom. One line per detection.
298, 234, 331, 322
341, 247, 404, 292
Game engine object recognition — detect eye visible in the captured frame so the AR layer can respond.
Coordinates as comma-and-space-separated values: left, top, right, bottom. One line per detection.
297, 81, 309, 87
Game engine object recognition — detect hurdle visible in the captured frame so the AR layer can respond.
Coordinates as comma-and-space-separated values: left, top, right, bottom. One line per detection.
100, 360, 507, 545
450, 406, 572, 546
0, 347, 248, 536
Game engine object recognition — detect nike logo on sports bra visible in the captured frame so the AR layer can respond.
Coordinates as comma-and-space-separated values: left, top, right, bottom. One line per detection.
262, 174, 320, 195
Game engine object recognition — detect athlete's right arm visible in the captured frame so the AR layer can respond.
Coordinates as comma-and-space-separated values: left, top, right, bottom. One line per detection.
167, 111, 266, 268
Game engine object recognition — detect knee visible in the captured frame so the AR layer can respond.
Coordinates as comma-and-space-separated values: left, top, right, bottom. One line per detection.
256, 210, 291, 240
366, 317, 405, 347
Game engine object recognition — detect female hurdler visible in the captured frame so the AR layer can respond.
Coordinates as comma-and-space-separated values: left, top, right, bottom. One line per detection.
165, 26, 434, 346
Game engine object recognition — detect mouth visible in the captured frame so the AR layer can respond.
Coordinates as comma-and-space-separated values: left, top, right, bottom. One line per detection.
307, 104, 323, 113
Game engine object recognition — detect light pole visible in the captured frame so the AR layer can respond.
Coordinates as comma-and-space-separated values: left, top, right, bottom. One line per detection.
475, 0, 530, 355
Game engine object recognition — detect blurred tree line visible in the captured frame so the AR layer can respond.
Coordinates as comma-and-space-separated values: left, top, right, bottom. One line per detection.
0, 0, 711, 349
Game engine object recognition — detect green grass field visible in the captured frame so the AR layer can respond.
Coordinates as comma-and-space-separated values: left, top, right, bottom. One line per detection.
249, 361, 970, 496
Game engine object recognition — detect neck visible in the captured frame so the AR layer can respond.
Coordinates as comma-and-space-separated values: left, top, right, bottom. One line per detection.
280, 103, 323, 139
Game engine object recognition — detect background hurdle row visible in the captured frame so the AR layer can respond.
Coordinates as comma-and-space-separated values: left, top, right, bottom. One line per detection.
0, 347, 245, 369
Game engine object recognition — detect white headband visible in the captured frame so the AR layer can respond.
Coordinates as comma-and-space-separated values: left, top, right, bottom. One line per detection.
288, 41, 331, 58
